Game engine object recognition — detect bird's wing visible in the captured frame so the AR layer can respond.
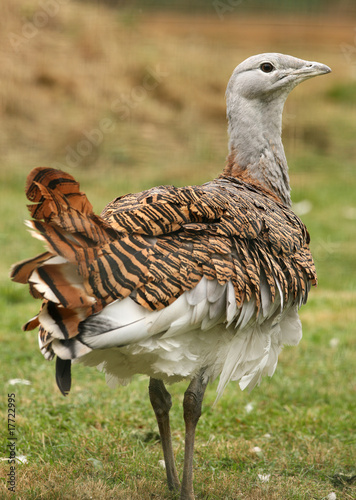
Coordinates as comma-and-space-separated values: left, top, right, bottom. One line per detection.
99, 174, 316, 308
11, 167, 316, 355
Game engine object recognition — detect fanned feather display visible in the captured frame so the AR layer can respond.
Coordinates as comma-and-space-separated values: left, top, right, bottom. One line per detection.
11, 166, 317, 396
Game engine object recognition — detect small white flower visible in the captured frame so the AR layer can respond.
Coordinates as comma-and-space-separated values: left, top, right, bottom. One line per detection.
293, 200, 312, 216
158, 459, 166, 469
329, 338, 339, 348
8, 378, 31, 386
245, 402, 254, 413
251, 446, 262, 453
263, 433, 272, 439
326, 493, 336, 500
343, 207, 356, 220
258, 473, 270, 483
87, 458, 103, 469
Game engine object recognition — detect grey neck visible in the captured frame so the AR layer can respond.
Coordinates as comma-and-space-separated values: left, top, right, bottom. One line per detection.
227, 95, 291, 207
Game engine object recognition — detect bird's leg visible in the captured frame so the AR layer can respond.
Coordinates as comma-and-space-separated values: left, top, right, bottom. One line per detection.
148, 377, 180, 492
180, 370, 208, 500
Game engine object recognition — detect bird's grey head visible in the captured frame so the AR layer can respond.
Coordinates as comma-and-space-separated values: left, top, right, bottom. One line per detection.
225, 53, 331, 207
226, 53, 331, 104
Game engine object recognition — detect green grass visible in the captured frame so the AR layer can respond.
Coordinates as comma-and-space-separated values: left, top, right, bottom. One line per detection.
0, 293, 355, 499
326, 82, 356, 106
1, 2, 356, 499
1, 151, 355, 500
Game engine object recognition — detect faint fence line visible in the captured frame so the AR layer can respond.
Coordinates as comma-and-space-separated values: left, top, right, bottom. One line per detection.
52, 64, 169, 170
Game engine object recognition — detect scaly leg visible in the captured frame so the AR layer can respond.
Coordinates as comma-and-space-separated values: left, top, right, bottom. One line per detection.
180, 370, 208, 500
149, 377, 180, 491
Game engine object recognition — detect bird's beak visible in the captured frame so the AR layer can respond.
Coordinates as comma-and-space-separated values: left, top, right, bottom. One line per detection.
276, 60, 331, 89
293, 61, 331, 80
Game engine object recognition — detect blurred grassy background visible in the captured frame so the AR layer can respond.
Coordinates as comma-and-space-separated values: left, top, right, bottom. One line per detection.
1, 0, 355, 498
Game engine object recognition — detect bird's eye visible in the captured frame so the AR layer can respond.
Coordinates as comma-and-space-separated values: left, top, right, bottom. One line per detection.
260, 62, 274, 73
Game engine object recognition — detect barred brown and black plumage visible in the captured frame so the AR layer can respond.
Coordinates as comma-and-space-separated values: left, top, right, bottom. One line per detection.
11, 167, 316, 344
10, 53, 330, 500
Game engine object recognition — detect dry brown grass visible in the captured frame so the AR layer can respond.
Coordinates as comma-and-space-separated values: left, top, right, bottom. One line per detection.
1, 0, 355, 182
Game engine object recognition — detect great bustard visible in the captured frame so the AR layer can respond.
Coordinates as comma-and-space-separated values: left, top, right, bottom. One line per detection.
11, 53, 330, 499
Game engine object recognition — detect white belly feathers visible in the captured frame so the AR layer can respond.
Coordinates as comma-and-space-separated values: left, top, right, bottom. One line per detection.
48, 275, 303, 402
